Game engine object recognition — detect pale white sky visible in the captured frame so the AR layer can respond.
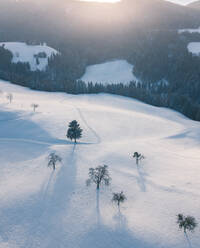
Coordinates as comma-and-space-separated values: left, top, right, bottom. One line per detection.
18, 0, 198, 6
80, 0, 197, 5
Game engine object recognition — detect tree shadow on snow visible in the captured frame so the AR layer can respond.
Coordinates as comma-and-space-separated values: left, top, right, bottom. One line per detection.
96, 190, 101, 225
79, 189, 149, 248
185, 232, 193, 248
0, 109, 90, 146
136, 164, 147, 192
79, 216, 149, 248
0, 144, 78, 248
113, 209, 127, 230
0, 110, 52, 162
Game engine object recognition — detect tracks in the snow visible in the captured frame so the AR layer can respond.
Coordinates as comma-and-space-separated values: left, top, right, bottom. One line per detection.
76, 107, 101, 145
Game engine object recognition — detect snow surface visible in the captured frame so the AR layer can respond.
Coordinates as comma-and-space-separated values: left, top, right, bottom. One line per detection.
187, 42, 200, 55
178, 27, 200, 34
167, 0, 196, 5
80, 60, 139, 85
0, 42, 58, 71
0, 80, 200, 248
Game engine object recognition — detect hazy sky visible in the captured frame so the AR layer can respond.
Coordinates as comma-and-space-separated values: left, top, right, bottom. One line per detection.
81, 0, 198, 5
19, 0, 198, 6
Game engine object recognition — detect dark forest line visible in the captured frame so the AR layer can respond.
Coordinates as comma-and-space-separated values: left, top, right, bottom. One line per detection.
0, 0, 200, 121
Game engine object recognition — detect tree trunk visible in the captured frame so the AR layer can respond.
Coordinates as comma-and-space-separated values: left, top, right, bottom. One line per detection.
97, 183, 100, 190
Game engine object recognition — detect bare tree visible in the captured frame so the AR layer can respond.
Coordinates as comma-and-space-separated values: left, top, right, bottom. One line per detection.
177, 214, 197, 234
133, 152, 145, 165
47, 152, 62, 170
112, 191, 126, 209
31, 103, 39, 112
7, 93, 13, 104
86, 165, 111, 190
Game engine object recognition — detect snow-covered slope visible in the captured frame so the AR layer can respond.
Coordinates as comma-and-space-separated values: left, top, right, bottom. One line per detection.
178, 27, 200, 33
0, 80, 199, 248
80, 60, 139, 85
0, 42, 58, 71
187, 42, 200, 55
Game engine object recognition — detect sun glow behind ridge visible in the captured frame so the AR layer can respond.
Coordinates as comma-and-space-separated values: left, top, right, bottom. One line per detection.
80, 0, 120, 3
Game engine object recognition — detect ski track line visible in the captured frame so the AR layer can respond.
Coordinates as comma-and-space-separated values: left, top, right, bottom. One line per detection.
76, 107, 101, 145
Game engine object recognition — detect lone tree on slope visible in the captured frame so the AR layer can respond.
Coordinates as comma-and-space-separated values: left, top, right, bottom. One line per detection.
112, 191, 126, 209
31, 103, 39, 112
133, 152, 145, 165
48, 152, 62, 170
177, 214, 197, 234
67, 120, 82, 143
86, 165, 111, 190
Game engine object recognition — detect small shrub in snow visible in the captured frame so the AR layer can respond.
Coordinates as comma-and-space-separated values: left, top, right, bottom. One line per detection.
7, 93, 13, 103
86, 165, 111, 190
48, 152, 62, 170
133, 152, 145, 165
31, 103, 39, 112
112, 191, 126, 209
67, 120, 82, 143
177, 214, 197, 233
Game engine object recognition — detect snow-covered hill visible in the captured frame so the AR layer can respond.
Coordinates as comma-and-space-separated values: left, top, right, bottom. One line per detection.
188, 42, 200, 55
80, 60, 139, 85
0, 42, 58, 71
0, 80, 199, 248
178, 27, 200, 33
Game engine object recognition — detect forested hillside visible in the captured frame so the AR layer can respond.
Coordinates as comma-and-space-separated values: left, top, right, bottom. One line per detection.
0, 0, 200, 121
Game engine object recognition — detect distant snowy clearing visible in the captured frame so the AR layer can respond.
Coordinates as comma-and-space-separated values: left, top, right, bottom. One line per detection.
80, 60, 139, 85
188, 42, 200, 55
0, 42, 58, 71
178, 27, 200, 34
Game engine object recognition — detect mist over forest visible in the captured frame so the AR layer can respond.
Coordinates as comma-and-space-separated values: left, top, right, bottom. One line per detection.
0, 0, 200, 120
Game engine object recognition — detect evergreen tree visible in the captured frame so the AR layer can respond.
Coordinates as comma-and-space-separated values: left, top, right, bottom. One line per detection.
67, 120, 82, 143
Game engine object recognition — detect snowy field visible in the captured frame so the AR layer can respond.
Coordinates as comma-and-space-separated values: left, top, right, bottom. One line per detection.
187, 42, 200, 55
0, 42, 58, 71
0, 80, 199, 248
80, 60, 139, 85
178, 27, 200, 34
